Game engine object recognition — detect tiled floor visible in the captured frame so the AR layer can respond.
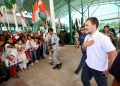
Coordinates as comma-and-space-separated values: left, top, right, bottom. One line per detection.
0, 45, 113, 86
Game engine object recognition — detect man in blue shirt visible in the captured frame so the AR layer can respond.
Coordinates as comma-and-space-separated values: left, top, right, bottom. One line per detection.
74, 26, 87, 74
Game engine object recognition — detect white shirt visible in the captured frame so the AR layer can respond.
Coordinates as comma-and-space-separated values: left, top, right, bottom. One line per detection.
85, 30, 116, 71
5, 44, 18, 57
25, 40, 31, 50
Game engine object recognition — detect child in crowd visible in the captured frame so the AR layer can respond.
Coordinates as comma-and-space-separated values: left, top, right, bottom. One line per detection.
15, 39, 28, 71
27, 35, 38, 65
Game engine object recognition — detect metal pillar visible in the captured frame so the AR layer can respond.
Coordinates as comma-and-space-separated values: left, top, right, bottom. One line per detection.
71, 5, 82, 14
49, 0, 56, 33
83, 0, 96, 20
0, 24, 2, 31
90, 5, 100, 17
9, 26, 11, 31
118, 6, 120, 28
68, 0, 74, 44
83, 0, 95, 14
12, 4, 18, 31
70, 5, 88, 19
88, 7, 89, 18
81, 0, 84, 26
5, 7, 10, 30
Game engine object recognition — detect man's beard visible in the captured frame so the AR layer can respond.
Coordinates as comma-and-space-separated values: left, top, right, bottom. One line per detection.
86, 28, 93, 34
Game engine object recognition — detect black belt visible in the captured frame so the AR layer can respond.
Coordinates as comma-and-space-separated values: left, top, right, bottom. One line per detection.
51, 43, 56, 46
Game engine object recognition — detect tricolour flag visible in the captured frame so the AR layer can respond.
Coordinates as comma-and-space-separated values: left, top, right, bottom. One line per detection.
32, 1, 40, 23
20, 12, 27, 28
32, 0, 48, 25
39, 0, 46, 12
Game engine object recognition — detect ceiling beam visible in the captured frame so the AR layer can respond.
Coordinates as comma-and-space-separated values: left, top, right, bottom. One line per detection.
90, 4, 100, 17
83, 0, 96, 14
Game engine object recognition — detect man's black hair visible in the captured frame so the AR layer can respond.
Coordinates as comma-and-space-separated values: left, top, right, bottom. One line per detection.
5, 35, 11, 42
86, 17, 99, 28
104, 25, 109, 29
48, 28, 53, 32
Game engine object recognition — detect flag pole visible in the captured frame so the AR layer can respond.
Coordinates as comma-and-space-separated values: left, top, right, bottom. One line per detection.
1, 17, 7, 30
49, 0, 56, 33
0, 6, 7, 30
12, 4, 18, 31
5, 7, 10, 31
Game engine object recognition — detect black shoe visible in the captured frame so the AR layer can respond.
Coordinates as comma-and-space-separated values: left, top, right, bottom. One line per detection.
57, 63, 62, 69
42, 57, 45, 59
74, 71, 79, 74
53, 65, 58, 69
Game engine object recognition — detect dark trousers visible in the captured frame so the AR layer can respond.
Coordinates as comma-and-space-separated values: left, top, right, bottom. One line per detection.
0, 64, 8, 77
29, 50, 37, 62
36, 45, 44, 59
75, 53, 86, 73
81, 63, 107, 86
0, 64, 10, 82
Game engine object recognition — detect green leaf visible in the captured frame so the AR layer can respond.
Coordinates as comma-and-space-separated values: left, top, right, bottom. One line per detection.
4, 0, 13, 9
10, 0, 16, 4
46, 21, 52, 27
0, 4, 4, 7
19, 6, 24, 12
0, 12, 2, 14
39, 12, 46, 22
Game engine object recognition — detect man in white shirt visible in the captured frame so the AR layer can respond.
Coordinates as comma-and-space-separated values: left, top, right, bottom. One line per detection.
81, 17, 117, 86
